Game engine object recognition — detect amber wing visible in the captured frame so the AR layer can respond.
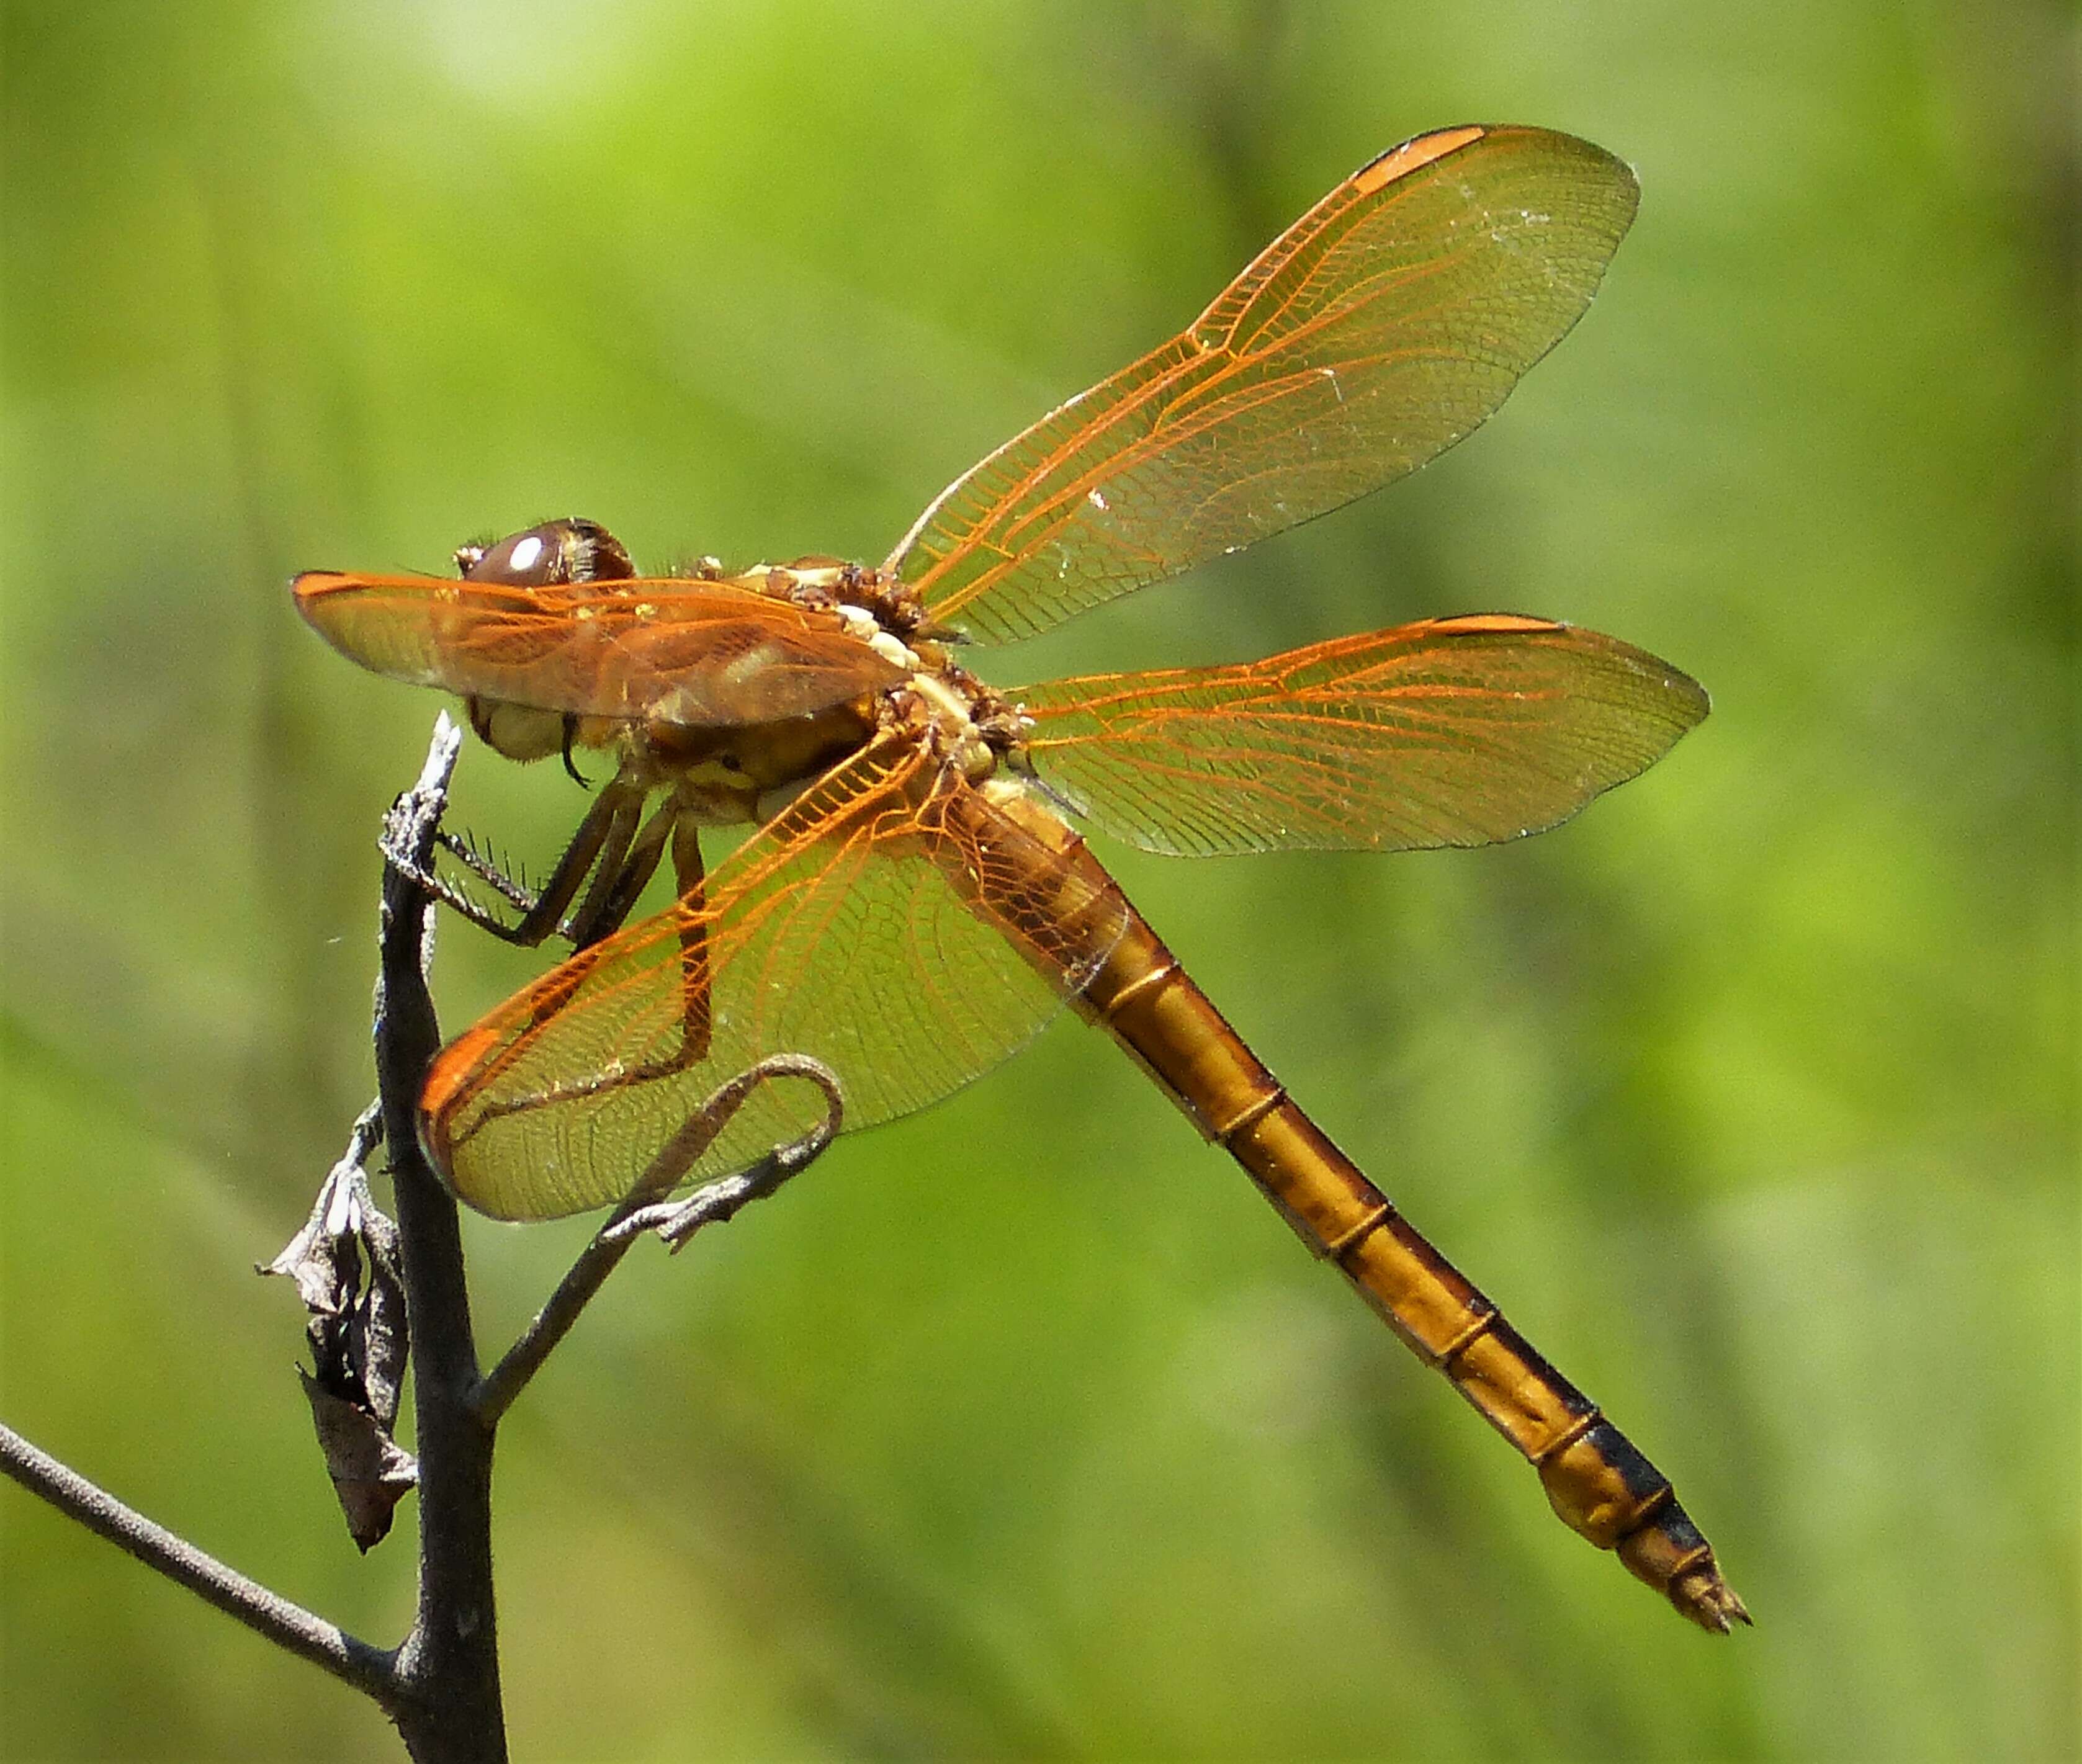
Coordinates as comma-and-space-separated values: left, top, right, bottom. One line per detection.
886, 126, 1640, 643
1015, 616, 1707, 856
421, 738, 1126, 1220
294, 571, 908, 726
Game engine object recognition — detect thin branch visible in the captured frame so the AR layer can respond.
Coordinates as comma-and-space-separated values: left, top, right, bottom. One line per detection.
377, 715, 509, 1763
3, 714, 843, 1760
0, 1420, 397, 1703
472, 1054, 842, 1425
638, 1056, 841, 1253
334, 1097, 387, 1175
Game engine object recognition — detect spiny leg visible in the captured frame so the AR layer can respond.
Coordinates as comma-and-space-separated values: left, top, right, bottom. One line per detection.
462, 789, 721, 1137
490, 774, 645, 947
385, 768, 648, 949
564, 792, 681, 951
521, 795, 706, 1049
457, 804, 750, 1142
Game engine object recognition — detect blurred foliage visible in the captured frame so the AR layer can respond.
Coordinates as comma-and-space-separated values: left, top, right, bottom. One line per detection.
1, 1, 2073, 1759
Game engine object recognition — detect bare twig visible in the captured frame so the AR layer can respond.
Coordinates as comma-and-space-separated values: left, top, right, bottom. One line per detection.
0, 1421, 397, 1702
377, 716, 509, 1764
634, 1055, 842, 1251
472, 1054, 842, 1425
333, 1098, 387, 1177
3, 712, 840, 1761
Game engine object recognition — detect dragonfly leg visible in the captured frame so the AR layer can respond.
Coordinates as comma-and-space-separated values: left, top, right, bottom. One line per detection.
491, 796, 711, 1062
434, 828, 539, 912
506, 809, 714, 1093
563, 792, 680, 950
380, 829, 536, 939
435, 790, 724, 1150
384, 769, 650, 948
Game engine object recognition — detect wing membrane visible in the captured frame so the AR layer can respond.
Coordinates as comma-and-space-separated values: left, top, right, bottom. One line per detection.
886, 126, 1639, 643
294, 571, 907, 725
1016, 616, 1707, 857
422, 737, 1126, 1220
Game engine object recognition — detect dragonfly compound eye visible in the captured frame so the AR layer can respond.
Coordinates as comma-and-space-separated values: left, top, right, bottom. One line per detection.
460, 519, 635, 589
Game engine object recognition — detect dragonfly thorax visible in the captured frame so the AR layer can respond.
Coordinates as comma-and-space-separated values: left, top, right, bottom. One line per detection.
645, 699, 880, 823
897, 669, 1002, 784
434, 517, 925, 797
419, 517, 1024, 825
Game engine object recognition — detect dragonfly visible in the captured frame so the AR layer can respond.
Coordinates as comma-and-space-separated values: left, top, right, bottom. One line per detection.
296, 124, 1746, 1632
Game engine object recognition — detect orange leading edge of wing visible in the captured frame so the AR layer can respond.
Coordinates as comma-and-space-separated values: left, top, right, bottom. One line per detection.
1352, 123, 1488, 194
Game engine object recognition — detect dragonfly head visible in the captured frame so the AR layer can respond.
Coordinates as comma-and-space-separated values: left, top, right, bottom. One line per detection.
453, 519, 639, 767
454, 517, 635, 591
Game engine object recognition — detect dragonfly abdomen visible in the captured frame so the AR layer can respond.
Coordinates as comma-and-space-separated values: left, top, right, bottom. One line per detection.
1075, 897, 1749, 1634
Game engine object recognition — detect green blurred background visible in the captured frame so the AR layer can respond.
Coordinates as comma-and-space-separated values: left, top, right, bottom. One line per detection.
2, 2, 2072, 1758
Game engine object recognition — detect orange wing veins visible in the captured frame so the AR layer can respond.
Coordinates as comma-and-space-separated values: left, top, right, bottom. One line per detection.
293, 570, 907, 726
420, 738, 1128, 1221
885, 125, 1640, 643
1015, 616, 1707, 857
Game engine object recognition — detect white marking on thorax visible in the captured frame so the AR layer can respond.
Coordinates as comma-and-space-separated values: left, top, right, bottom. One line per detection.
868, 631, 920, 670
907, 672, 969, 726
908, 672, 994, 780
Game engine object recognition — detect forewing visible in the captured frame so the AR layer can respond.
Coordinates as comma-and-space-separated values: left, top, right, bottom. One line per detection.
886, 126, 1639, 643
422, 738, 1126, 1221
294, 571, 907, 725
1016, 616, 1707, 857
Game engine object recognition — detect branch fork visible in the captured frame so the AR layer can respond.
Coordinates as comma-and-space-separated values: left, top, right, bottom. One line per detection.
2, 714, 841, 1761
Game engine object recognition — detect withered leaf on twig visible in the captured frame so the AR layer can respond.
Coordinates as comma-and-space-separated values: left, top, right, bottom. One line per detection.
263, 1141, 417, 1549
